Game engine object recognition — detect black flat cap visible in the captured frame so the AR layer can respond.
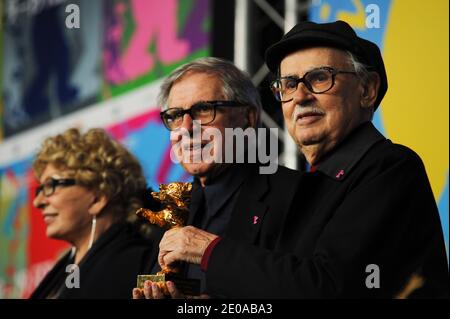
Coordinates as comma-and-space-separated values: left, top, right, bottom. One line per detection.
265, 20, 387, 109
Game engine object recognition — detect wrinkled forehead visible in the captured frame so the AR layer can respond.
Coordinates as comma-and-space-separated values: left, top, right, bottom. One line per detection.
167, 72, 226, 109
280, 46, 351, 76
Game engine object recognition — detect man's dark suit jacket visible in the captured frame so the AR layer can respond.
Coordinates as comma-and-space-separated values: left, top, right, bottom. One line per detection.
211, 164, 302, 251
205, 122, 449, 298
152, 164, 303, 294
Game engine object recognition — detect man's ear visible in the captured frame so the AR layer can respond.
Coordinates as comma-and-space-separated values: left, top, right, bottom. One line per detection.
88, 194, 109, 216
361, 72, 380, 109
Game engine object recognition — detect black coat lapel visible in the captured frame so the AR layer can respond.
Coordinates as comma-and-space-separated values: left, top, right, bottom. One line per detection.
29, 250, 71, 299
225, 167, 269, 244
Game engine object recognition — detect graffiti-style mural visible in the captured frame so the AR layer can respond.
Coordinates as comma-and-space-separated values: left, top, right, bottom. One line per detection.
103, 0, 209, 96
1, 0, 209, 137
0, 0, 210, 298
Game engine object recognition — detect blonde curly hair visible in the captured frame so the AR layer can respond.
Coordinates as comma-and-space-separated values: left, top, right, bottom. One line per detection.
33, 128, 147, 223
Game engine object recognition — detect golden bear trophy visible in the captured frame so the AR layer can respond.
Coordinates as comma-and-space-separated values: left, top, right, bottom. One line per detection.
136, 182, 200, 296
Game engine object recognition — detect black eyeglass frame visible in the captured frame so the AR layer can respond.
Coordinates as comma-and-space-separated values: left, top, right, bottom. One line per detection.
160, 100, 248, 130
271, 66, 357, 102
35, 178, 76, 197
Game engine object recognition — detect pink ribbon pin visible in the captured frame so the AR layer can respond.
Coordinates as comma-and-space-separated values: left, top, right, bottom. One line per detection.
253, 215, 259, 225
335, 169, 345, 179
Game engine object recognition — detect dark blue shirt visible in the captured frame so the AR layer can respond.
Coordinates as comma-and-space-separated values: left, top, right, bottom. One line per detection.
185, 164, 248, 293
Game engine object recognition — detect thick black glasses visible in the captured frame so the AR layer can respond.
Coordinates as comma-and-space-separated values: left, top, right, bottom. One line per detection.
160, 100, 247, 131
271, 67, 356, 102
35, 178, 76, 197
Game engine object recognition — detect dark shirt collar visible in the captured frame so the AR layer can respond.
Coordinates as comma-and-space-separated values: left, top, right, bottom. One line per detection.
315, 121, 385, 181
194, 164, 248, 218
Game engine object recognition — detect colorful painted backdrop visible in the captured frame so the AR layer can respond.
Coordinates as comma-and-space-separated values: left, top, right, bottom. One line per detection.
0, 0, 447, 299
0, 0, 209, 298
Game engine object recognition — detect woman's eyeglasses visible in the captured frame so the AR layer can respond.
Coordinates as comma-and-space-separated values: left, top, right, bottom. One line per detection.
35, 178, 76, 197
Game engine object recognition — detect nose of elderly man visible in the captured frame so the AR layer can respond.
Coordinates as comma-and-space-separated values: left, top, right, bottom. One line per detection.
290, 81, 316, 105
179, 113, 194, 132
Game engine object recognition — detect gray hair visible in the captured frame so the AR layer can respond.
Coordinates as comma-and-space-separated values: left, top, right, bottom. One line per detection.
346, 51, 377, 117
158, 57, 262, 124
346, 51, 375, 88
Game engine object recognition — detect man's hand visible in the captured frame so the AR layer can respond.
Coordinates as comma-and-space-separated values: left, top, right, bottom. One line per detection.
158, 226, 218, 269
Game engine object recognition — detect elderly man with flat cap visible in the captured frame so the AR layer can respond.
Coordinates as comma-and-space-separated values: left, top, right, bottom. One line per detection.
155, 21, 448, 298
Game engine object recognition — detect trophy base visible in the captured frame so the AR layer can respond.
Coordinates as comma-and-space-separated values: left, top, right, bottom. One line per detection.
137, 274, 201, 296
